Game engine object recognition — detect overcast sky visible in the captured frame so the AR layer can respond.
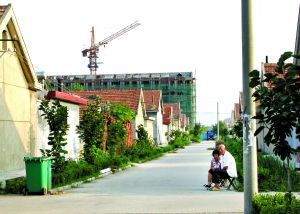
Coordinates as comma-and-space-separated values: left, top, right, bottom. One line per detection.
3, 0, 299, 125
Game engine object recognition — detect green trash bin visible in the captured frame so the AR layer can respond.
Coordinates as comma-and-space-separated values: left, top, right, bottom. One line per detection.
24, 157, 52, 195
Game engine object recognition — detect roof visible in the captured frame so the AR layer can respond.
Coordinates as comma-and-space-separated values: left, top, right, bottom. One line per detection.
0, 4, 40, 90
143, 90, 161, 112
46, 91, 88, 105
68, 90, 142, 113
164, 103, 180, 119
0, 5, 7, 17
163, 105, 172, 125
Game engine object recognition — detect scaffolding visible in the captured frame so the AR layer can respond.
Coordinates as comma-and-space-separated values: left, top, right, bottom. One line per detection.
47, 72, 196, 126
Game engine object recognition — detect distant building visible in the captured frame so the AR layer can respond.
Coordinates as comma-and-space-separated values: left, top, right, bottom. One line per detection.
46, 72, 196, 127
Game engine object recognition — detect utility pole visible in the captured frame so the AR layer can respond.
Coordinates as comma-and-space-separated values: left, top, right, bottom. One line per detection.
241, 0, 258, 213
217, 102, 219, 140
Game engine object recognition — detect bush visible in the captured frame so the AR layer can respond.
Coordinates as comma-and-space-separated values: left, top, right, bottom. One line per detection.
252, 193, 300, 214
52, 160, 97, 188
4, 177, 26, 194
258, 155, 300, 192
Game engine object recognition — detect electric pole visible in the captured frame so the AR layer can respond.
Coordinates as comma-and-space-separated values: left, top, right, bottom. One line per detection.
241, 0, 258, 213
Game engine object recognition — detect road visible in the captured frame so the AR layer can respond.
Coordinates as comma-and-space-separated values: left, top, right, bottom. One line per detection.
0, 141, 243, 213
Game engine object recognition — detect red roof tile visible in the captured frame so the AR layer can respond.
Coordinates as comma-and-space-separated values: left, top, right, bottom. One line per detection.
47, 91, 88, 105
164, 103, 180, 119
143, 90, 161, 112
68, 90, 141, 113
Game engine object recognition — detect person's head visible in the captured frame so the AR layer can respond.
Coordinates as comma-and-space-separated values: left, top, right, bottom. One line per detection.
215, 140, 223, 149
218, 143, 226, 155
212, 149, 220, 161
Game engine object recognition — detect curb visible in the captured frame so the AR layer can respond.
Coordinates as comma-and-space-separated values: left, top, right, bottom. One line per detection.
48, 167, 113, 194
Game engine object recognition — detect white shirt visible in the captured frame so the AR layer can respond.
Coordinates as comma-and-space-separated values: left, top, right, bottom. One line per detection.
221, 150, 237, 177
211, 157, 221, 170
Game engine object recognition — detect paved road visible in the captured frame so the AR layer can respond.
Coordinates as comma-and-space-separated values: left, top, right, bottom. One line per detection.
0, 141, 243, 213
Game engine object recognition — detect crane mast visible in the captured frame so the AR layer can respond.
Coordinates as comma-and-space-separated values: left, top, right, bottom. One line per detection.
82, 21, 141, 75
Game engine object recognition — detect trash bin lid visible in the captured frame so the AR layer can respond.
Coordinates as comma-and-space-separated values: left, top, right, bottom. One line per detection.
24, 156, 53, 162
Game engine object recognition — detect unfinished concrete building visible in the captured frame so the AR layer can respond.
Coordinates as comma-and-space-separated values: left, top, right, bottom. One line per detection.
46, 72, 196, 126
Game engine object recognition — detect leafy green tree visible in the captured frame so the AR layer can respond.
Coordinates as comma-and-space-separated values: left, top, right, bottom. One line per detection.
106, 103, 135, 156
212, 121, 229, 138
39, 99, 69, 173
232, 120, 243, 138
249, 51, 300, 192
191, 123, 206, 136
77, 98, 103, 164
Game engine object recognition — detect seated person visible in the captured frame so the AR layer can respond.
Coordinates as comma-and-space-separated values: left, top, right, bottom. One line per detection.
212, 143, 237, 190
204, 149, 221, 189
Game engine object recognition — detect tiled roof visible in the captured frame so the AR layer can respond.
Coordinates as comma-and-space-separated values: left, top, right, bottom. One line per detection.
46, 91, 88, 105
143, 90, 161, 112
164, 103, 180, 119
264, 63, 277, 74
163, 106, 172, 125
68, 90, 141, 113
0, 5, 7, 18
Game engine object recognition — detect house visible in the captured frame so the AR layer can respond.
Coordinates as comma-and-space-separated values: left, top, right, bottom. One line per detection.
164, 103, 181, 131
180, 114, 188, 131
68, 89, 148, 144
163, 105, 173, 143
0, 4, 41, 172
37, 91, 88, 160
143, 90, 165, 145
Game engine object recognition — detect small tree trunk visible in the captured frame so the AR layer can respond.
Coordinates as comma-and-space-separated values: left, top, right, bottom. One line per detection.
287, 158, 292, 192
102, 120, 107, 153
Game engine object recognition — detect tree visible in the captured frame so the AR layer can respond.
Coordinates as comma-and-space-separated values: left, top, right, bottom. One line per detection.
77, 98, 103, 164
212, 121, 229, 138
232, 120, 243, 138
39, 99, 69, 173
249, 51, 300, 192
191, 123, 206, 137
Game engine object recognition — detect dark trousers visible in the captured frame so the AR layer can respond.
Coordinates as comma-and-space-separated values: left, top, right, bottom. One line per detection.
209, 169, 229, 184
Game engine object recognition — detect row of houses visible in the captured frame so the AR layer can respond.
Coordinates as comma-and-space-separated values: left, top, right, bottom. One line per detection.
0, 4, 188, 174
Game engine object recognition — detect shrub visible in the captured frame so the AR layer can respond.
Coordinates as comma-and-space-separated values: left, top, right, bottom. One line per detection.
252, 193, 300, 214
4, 177, 26, 194
52, 160, 97, 188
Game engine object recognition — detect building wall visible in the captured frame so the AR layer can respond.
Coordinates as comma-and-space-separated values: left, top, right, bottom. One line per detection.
0, 33, 37, 171
257, 124, 300, 168
133, 100, 145, 139
144, 118, 154, 142
37, 100, 81, 160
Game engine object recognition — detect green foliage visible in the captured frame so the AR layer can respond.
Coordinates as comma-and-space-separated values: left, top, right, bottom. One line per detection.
77, 98, 135, 161
190, 123, 206, 142
252, 193, 300, 214
107, 103, 135, 156
212, 121, 229, 138
52, 160, 97, 188
66, 83, 84, 91
125, 125, 159, 161
39, 99, 69, 174
222, 137, 243, 191
77, 98, 103, 164
4, 177, 26, 194
249, 51, 300, 161
169, 130, 191, 148
231, 120, 243, 138
257, 155, 300, 192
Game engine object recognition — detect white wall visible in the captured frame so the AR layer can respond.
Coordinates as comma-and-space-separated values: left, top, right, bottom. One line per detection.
37, 100, 81, 160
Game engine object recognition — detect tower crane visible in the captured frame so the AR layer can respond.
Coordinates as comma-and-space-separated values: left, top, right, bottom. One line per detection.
82, 21, 141, 75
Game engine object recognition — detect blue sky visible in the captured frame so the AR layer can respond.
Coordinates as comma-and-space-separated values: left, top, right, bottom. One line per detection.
3, 0, 299, 125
